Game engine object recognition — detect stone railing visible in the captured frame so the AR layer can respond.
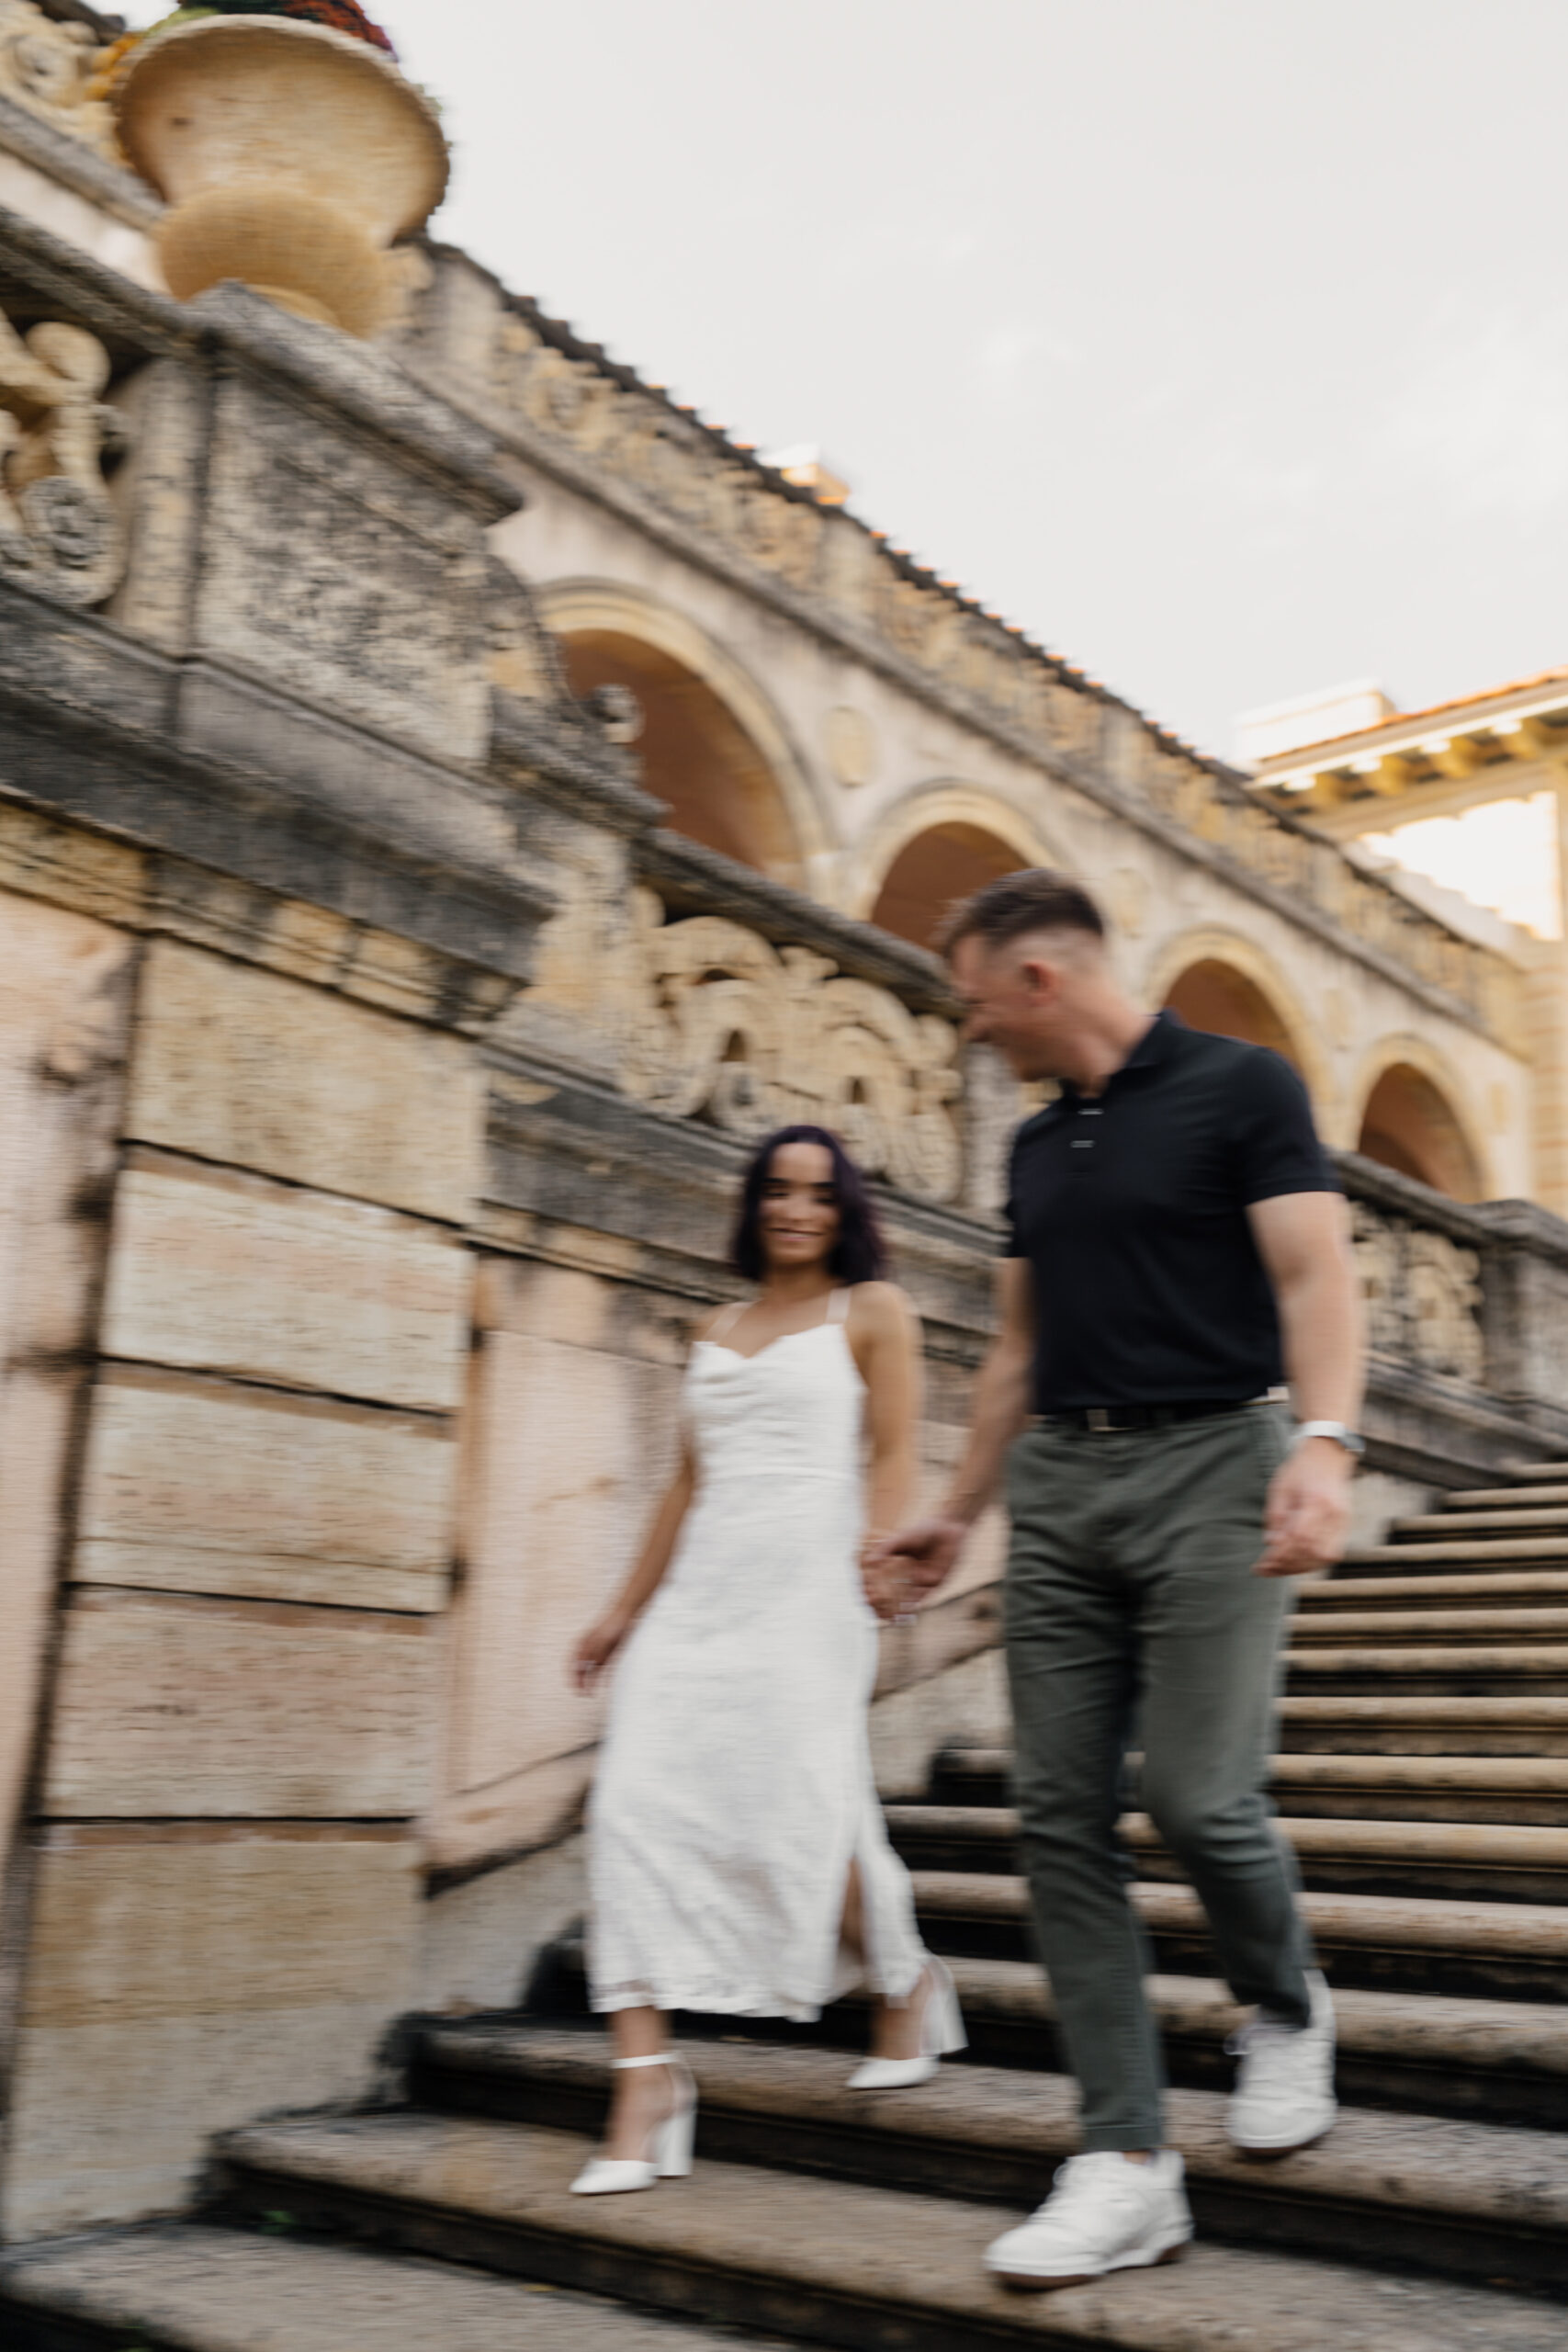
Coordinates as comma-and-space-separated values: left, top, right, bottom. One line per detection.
1339, 1152, 1568, 1454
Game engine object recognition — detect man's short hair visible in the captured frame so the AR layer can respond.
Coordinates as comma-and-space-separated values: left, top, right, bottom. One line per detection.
937, 868, 1106, 958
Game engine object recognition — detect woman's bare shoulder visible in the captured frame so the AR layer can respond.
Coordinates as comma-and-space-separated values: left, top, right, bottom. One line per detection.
847, 1280, 918, 1336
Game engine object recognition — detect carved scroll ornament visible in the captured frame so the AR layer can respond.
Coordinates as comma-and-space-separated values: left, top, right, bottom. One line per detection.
0, 0, 118, 156
0, 310, 125, 605
614, 890, 964, 1204
1351, 1202, 1484, 1386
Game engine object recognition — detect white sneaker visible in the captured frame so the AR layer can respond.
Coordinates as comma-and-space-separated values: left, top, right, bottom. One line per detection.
1225, 1969, 1337, 2154
984, 2150, 1192, 2290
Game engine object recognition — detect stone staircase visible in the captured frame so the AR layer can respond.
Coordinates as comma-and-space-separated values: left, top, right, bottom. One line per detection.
7, 1467, 1568, 2350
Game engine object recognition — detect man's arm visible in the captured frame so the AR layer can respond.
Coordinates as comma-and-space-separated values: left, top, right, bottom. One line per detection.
1247, 1189, 1366, 1578
867, 1256, 1035, 1600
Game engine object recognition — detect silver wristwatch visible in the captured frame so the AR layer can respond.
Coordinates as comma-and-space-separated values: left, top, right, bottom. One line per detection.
1292, 1419, 1365, 1457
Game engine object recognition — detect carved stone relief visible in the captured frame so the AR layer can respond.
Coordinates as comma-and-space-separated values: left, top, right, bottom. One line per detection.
1351, 1201, 1485, 1385
0, 309, 125, 605
608, 889, 964, 1204
0, 0, 118, 160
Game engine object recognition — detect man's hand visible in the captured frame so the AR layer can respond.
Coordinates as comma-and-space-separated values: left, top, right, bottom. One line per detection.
865, 1514, 970, 1603
1256, 1439, 1352, 1577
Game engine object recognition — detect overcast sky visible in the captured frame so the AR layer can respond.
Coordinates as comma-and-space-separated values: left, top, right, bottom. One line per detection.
163, 2, 1568, 761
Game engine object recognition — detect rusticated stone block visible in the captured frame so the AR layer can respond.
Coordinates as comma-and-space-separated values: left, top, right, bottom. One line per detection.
73, 1365, 456, 1611
3, 1825, 418, 2235
42, 1589, 440, 1818
99, 1156, 470, 1409
128, 940, 483, 1223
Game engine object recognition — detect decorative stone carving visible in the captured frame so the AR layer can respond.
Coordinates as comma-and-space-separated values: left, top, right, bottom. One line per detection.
0, 0, 118, 159
0, 309, 125, 605
614, 890, 964, 1204
1351, 1203, 1485, 1385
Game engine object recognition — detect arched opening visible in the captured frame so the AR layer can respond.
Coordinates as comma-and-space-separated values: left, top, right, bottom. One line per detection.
1357, 1064, 1482, 1202
558, 629, 802, 882
869, 823, 1024, 950
1163, 959, 1301, 1070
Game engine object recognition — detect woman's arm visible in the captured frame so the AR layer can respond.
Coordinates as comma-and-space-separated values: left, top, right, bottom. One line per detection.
848, 1283, 924, 1618
571, 1446, 696, 1692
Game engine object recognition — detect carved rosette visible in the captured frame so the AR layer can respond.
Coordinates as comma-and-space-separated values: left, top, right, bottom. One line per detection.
1351, 1201, 1485, 1386
613, 890, 964, 1204
0, 311, 125, 607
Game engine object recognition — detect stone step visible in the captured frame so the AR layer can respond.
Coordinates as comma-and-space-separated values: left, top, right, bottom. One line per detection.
532, 1924, 1568, 2126
1291, 1609, 1568, 1646
911, 1871, 1568, 2003
1277, 1696, 1568, 1756
1501, 1461, 1568, 1483
1305, 1572, 1568, 1611
1343, 1537, 1568, 1572
887, 1804, 1568, 1904
0, 2222, 779, 2352
930, 1747, 1568, 1825
1450, 1486, 1568, 1510
220, 2054, 1568, 2314
1450, 1487, 1568, 1510
1281, 1645, 1568, 1696
1269, 1754, 1568, 1825
1392, 1510, 1568, 1539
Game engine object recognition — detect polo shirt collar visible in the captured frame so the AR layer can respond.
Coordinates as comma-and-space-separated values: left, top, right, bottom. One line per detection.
1056, 1009, 1183, 1105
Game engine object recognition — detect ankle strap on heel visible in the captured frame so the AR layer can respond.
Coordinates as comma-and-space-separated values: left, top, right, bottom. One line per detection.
613, 2052, 679, 2069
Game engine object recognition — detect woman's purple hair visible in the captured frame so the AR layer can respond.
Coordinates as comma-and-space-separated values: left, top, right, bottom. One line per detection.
730, 1125, 888, 1285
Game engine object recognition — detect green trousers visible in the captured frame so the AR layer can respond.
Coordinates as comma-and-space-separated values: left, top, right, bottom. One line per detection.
1004, 1404, 1314, 2152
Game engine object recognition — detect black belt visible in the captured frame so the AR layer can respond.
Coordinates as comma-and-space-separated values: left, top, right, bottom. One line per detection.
1034, 1398, 1258, 1434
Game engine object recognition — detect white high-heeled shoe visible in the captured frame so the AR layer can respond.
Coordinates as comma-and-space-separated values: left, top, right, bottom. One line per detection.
569, 2051, 697, 2195
847, 1956, 966, 2090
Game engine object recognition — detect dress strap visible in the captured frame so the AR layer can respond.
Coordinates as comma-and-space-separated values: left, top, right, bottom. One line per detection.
825, 1286, 852, 1325
708, 1301, 747, 1340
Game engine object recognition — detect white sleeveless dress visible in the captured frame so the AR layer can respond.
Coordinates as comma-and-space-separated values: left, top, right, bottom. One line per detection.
588, 1291, 931, 2021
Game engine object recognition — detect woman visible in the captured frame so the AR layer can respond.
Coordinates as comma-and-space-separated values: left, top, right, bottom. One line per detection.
570, 1124, 964, 2194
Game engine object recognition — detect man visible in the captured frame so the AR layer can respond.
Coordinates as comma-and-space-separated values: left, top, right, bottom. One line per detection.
874, 869, 1364, 2292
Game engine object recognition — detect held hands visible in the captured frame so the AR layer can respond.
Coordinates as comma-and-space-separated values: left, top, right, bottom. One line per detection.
1255, 1438, 1353, 1578
863, 1515, 969, 1617
572, 1611, 631, 1693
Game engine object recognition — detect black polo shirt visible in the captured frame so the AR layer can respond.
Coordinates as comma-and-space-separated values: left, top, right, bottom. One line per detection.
1002, 1012, 1339, 1412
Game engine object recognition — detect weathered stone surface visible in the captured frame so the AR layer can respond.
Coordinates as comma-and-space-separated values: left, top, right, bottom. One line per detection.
99, 1157, 470, 1409
3, 1826, 418, 2236
42, 1589, 440, 1817
196, 370, 492, 764
0, 2226, 787, 2350
128, 939, 483, 1221
73, 1364, 457, 1610
220, 2110, 1568, 2348
0, 888, 131, 1871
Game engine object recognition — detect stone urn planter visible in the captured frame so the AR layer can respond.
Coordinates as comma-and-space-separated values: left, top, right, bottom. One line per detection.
111, 17, 448, 338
